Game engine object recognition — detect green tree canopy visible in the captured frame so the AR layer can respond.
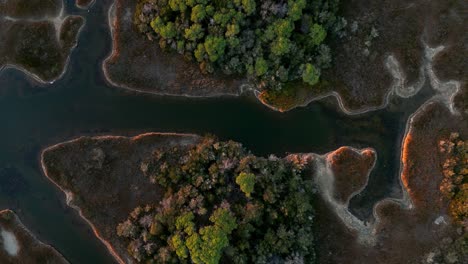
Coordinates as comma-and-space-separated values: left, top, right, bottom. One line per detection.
236, 172, 256, 197
204, 36, 226, 62
191, 4, 207, 22
136, 0, 341, 91
309, 23, 327, 46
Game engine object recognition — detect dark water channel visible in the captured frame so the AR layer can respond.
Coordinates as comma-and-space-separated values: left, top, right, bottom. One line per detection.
0, 1, 434, 263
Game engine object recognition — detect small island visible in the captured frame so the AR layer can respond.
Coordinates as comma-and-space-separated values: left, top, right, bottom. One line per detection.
0, 209, 68, 264
0, 0, 84, 83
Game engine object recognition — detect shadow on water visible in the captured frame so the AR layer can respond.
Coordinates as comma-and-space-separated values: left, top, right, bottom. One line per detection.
0, 0, 435, 263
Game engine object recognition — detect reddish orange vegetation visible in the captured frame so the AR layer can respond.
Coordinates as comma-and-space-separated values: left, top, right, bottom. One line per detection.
315, 102, 467, 264
327, 147, 376, 204
257, 90, 295, 112
370, 103, 467, 261
400, 132, 414, 200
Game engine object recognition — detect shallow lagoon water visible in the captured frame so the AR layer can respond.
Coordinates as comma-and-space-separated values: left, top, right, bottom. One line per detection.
0, 0, 435, 263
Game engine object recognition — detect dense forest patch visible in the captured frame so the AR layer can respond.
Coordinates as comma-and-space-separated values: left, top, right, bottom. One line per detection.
117, 137, 316, 263
134, 0, 342, 91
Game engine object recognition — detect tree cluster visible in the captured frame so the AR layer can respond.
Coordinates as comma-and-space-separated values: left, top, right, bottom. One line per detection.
439, 132, 467, 227
135, 0, 341, 90
117, 137, 316, 263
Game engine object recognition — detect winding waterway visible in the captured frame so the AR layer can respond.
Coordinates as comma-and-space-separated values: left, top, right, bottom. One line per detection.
0, 1, 437, 263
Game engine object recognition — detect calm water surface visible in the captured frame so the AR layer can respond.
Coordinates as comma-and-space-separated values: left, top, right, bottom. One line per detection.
0, 1, 434, 263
